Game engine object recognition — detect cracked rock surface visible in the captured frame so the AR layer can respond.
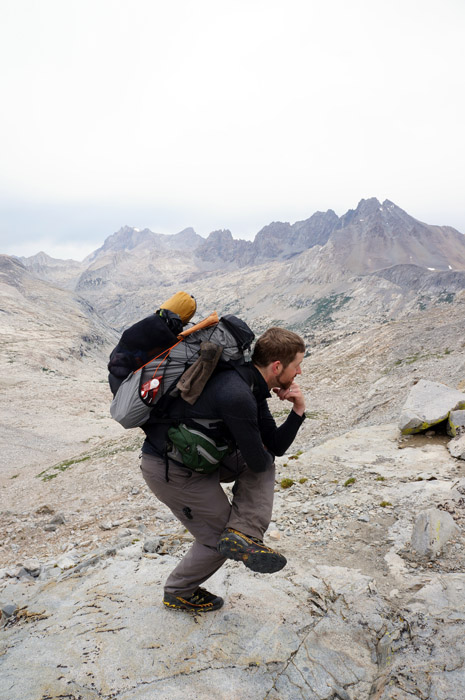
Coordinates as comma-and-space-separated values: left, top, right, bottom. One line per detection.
2, 421, 465, 699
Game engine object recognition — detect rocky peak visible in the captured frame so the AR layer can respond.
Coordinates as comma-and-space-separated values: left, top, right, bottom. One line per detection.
206, 229, 234, 243
21, 251, 54, 265
195, 210, 339, 267
17, 251, 86, 290
337, 197, 409, 232
169, 227, 203, 250
90, 226, 157, 256
251, 210, 338, 261
195, 229, 250, 264
291, 209, 339, 247
328, 198, 465, 273
86, 226, 203, 265
253, 221, 293, 256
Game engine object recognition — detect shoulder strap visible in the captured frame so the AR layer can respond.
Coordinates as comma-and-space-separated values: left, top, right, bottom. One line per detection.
230, 362, 257, 393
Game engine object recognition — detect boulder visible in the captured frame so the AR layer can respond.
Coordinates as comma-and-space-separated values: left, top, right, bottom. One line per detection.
399, 379, 465, 434
55, 553, 79, 570
22, 559, 42, 578
410, 508, 459, 558
448, 434, 465, 460
1, 604, 17, 618
143, 537, 161, 553
448, 410, 465, 437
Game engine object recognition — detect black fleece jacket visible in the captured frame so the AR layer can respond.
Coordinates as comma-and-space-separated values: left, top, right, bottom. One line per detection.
142, 364, 305, 473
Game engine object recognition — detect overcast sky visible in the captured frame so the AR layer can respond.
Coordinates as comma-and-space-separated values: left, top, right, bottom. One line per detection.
1, 0, 464, 260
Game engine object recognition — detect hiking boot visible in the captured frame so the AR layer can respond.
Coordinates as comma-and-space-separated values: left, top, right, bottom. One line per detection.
163, 587, 224, 612
217, 528, 287, 573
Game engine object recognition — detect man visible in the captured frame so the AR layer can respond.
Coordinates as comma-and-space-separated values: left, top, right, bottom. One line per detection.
140, 326, 306, 612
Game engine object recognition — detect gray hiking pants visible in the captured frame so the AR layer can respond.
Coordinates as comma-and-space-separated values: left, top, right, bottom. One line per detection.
139, 451, 275, 597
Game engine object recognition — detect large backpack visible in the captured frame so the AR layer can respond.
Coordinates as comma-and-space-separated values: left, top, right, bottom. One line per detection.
110, 312, 254, 429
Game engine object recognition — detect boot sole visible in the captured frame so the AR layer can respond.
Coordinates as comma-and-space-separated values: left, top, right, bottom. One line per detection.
218, 533, 287, 573
163, 595, 224, 612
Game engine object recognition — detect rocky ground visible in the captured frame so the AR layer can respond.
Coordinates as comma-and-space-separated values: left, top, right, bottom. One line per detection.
1, 267, 465, 698
1, 423, 465, 700
2, 360, 465, 698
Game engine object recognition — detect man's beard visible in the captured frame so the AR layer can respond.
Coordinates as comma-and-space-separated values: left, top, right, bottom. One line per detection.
276, 372, 294, 390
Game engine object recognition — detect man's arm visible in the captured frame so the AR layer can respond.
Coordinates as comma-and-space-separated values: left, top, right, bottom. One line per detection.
258, 404, 305, 456
220, 389, 274, 474
259, 382, 306, 456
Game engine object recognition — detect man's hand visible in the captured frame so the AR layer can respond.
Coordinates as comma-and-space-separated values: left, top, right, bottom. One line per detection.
272, 382, 306, 416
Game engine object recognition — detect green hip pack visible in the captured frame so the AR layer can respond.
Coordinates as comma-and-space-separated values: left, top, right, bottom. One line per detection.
167, 423, 233, 474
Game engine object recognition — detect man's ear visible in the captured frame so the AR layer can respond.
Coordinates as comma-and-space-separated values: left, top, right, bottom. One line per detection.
271, 360, 282, 376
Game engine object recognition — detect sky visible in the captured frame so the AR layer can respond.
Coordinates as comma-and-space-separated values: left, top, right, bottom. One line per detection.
1, 0, 464, 260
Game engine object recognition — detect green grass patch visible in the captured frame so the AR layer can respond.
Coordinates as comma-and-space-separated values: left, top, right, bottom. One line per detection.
306, 294, 352, 327
437, 292, 455, 304
272, 409, 290, 418
385, 348, 452, 374
36, 440, 141, 482
37, 455, 91, 481
280, 478, 295, 489
305, 411, 321, 420
344, 477, 356, 487
379, 501, 392, 508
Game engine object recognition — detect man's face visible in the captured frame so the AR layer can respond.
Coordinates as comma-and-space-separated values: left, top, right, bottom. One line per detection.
275, 352, 304, 390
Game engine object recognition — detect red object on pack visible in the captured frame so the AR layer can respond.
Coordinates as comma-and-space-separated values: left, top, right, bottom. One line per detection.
140, 376, 161, 403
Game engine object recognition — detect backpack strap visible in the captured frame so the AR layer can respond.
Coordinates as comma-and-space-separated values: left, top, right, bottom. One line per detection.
230, 362, 257, 395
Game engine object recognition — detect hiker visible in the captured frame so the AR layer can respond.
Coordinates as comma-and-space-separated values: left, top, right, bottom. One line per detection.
139, 326, 306, 612
108, 291, 196, 395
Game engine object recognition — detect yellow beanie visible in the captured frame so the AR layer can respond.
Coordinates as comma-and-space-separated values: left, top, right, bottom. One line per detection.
160, 291, 197, 324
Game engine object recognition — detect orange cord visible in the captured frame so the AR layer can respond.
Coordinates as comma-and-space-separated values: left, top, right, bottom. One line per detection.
135, 339, 184, 378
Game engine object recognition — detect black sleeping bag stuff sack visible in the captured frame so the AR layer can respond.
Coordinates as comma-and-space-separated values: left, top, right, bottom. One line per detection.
109, 314, 255, 430
108, 309, 182, 396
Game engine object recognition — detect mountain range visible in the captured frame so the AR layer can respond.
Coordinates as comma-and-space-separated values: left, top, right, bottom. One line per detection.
12, 197, 463, 332
22, 198, 465, 278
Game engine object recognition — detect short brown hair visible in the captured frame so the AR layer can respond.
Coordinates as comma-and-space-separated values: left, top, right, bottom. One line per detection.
252, 327, 305, 369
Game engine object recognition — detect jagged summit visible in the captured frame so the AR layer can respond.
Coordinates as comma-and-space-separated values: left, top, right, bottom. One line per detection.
20, 251, 54, 264
86, 226, 159, 259
337, 198, 411, 231
195, 209, 339, 267
328, 198, 465, 273
85, 225, 204, 263
169, 227, 203, 248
